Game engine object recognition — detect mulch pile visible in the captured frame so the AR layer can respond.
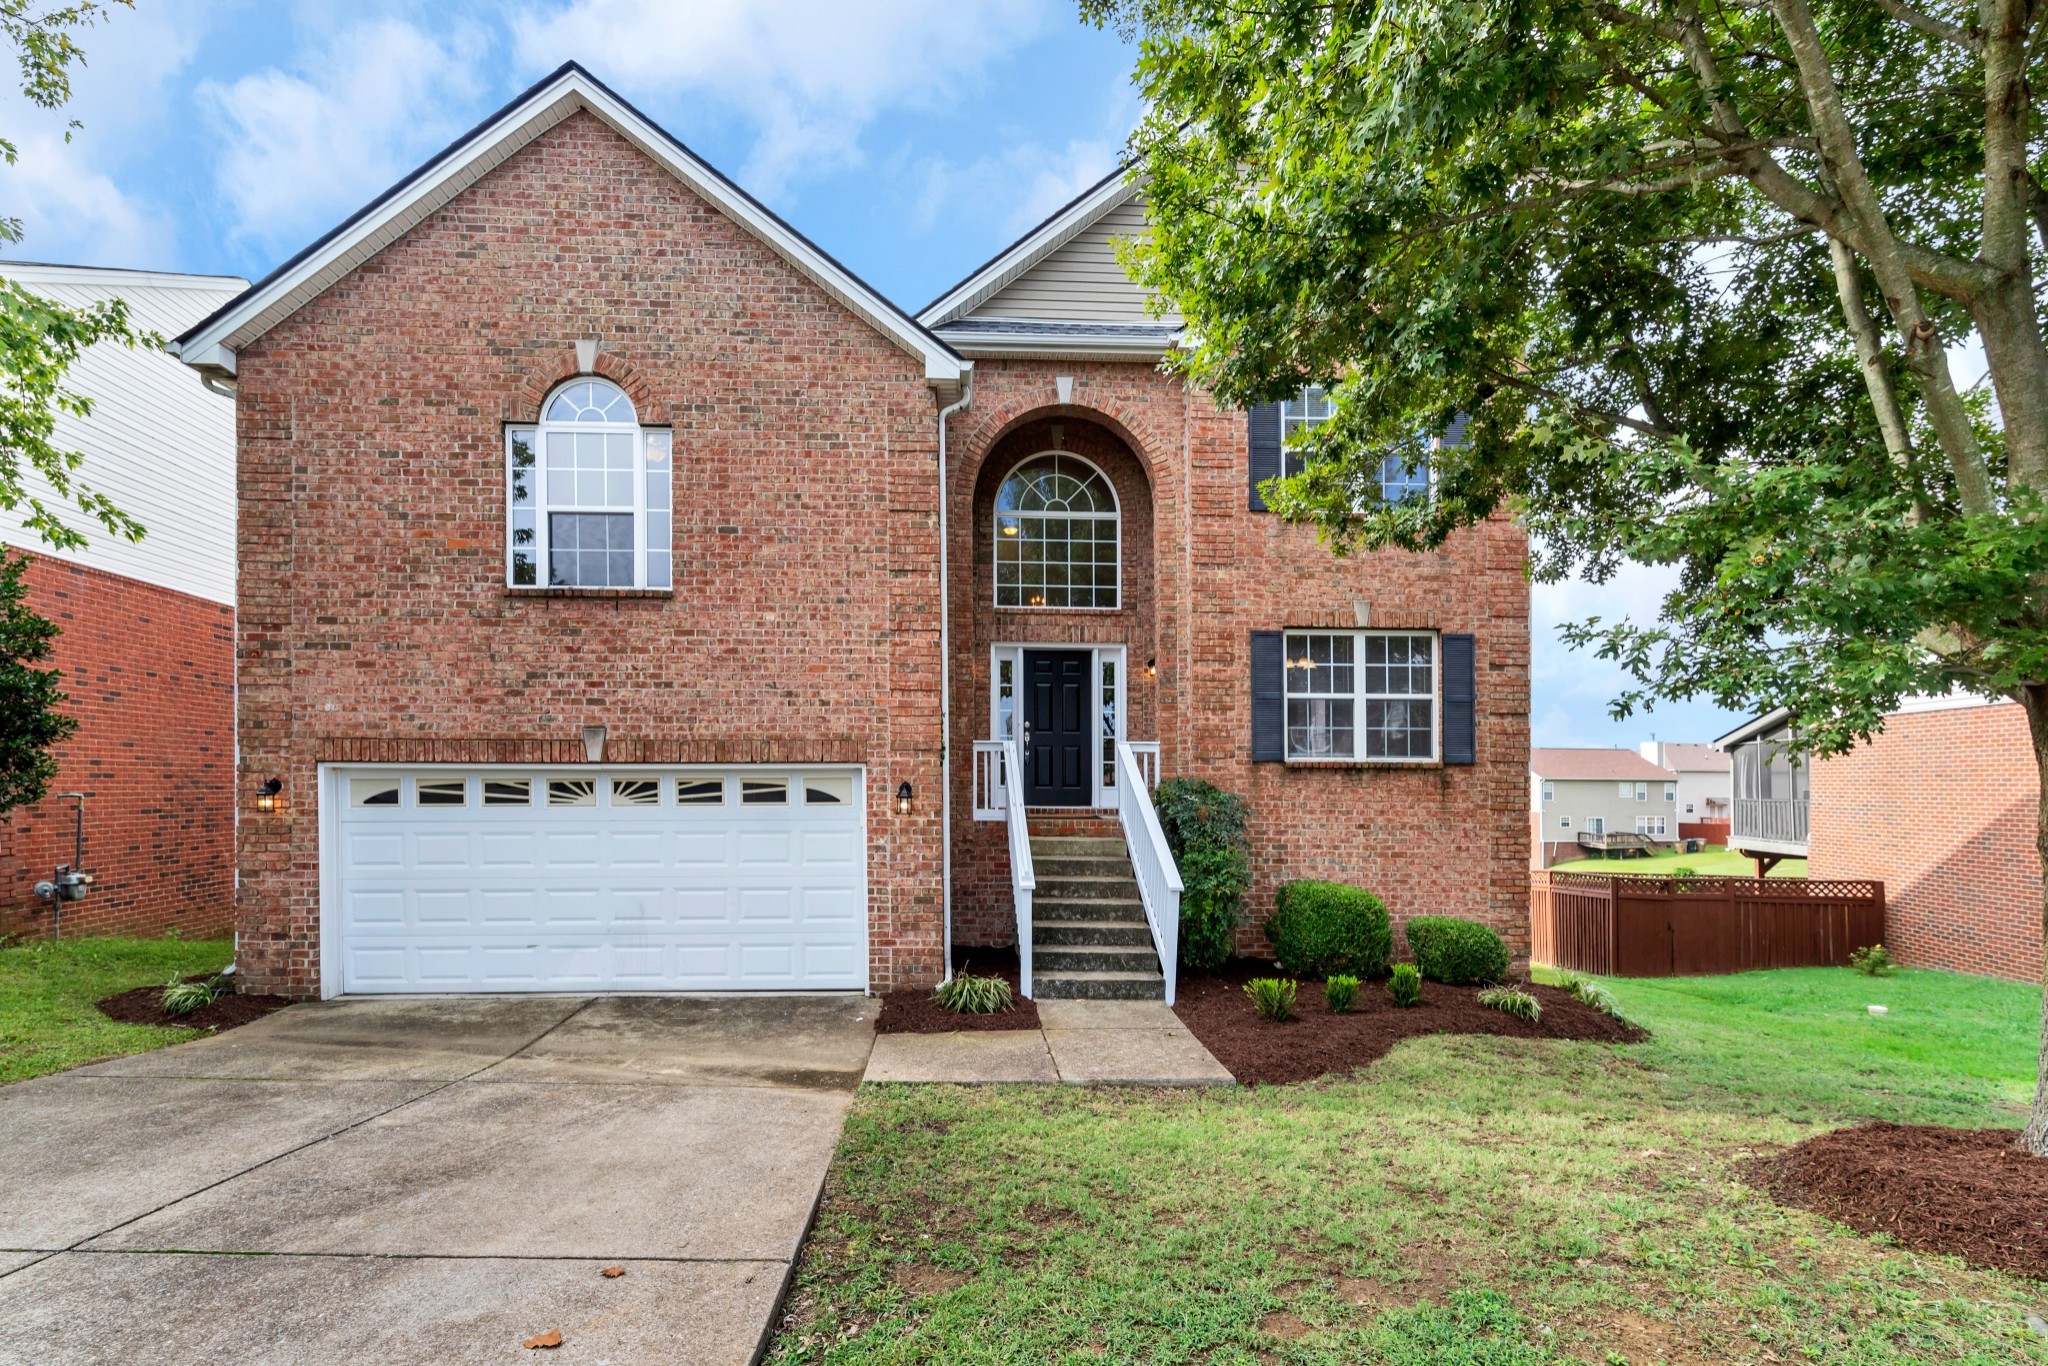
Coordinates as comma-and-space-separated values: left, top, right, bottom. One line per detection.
875, 948, 1042, 1034
1172, 958, 1646, 1086
1749, 1122, 2048, 1279
96, 974, 290, 1033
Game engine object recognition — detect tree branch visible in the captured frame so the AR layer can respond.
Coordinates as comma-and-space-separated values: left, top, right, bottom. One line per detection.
1479, 365, 1675, 439
1868, 0, 1983, 50
1828, 237, 1929, 521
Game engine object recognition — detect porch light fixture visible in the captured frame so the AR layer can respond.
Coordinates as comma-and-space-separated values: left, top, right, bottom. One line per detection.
254, 777, 284, 813
1146, 657, 1156, 679
581, 725, 607, 763
896, 781, 914, 816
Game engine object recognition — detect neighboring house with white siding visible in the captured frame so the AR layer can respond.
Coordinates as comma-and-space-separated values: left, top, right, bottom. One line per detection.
0, 262, 245, 940
1530, 747, 1680, 867
1639, 740, 1732, 838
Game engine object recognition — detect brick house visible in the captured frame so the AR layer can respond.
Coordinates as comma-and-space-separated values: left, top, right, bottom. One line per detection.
1806, 695, 2041, 983
0, 263, 244, 941
174, 65, 1530, 1001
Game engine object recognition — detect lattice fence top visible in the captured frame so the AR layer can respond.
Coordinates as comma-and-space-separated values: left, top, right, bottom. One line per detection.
1536, 871, 1881, 899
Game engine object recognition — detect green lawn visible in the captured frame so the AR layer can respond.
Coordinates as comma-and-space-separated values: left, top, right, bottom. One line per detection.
0, 935, 234, 1084
770, 967, 2045, 1365
1550, 844, 1808, 877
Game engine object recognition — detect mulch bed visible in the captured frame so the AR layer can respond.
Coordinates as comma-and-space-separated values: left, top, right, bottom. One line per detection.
96, 974, 291, 1033
1171, 958, 1647, 1086
1749, 1122, 2048, 1279
875, 948, 1042, 1034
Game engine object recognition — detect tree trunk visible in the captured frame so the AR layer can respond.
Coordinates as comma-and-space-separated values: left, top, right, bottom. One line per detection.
2020, 682, 2048, 1155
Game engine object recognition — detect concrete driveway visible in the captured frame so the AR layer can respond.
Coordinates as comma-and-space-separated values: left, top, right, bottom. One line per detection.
0, 993, 875, 1364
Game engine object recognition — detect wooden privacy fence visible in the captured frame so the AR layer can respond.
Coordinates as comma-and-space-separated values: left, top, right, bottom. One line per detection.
1530, 870, 1885, 977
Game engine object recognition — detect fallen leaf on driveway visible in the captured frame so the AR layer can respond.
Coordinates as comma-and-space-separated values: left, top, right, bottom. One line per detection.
601, 1265, 626, 1278
523, 1329, 563, 1349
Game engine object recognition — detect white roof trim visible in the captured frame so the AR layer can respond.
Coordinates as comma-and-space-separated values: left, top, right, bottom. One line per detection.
933, 331, 1178, 361
174, 63, 963, 385
917, 171, 1140, 328
1712, 708, 1793, 750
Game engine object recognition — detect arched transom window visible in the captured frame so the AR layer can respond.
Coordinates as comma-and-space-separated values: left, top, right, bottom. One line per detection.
994, 452, 1120, 609
506, 379, 672, 589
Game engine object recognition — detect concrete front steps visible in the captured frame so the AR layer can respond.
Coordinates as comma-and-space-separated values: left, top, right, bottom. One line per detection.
1028, 817, 1166, 1000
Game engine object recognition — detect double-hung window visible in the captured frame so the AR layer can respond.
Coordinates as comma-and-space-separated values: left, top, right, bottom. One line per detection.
507, 379, 672, 589
1283, 631, 1437, 761
1278, 386, 1333, 478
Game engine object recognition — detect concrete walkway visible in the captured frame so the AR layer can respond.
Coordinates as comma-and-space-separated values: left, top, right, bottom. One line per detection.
865, 999, 1234, 1086
0, 994, 875, 1364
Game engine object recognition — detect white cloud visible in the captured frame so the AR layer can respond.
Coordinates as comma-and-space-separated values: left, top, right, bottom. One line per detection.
910, 136, 1117, 237
510, 0, 1048, 195
0, 0, 207, 267
197, 19, 488, 246
1531, 562, 1745, 748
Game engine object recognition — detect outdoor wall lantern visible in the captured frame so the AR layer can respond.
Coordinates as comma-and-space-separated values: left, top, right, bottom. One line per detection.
896, 781, 914, 817
255, 777, 284, 813
1146, 657, 1157, 679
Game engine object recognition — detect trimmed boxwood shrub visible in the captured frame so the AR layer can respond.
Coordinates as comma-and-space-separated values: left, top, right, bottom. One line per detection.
1152, 777, 1250, 973
1404, 915, 1510, 985
1265, 880, 1392, 979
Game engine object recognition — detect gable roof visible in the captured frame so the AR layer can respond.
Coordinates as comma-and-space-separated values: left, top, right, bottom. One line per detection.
915, 164, 1178, 359
1657, 743, 1730, 773
1530, 748, 1672, 782
174, 63, 965, 389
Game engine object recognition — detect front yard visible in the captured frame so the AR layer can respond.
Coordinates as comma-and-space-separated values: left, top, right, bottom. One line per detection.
770, 967, 2044, 1364
0, 935, 234, 1084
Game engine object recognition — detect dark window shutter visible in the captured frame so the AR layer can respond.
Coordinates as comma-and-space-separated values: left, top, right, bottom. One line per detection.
1251, 630, 1285, 761
1247, 403, 1282, 511
1442, 633, 1476, 765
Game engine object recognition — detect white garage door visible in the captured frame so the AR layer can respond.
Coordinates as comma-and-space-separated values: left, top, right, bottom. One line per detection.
329, 767, 867, 993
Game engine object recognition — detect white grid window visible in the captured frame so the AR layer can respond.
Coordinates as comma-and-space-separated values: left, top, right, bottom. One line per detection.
994, 453, 1119, 609
1283, 631, 1437, 761
1636, 815, 1668, 837
1100, 655, 1119, 789
1541, 780, 1555, 802
507, 379, 672, 590
1377, 452, 1431, 504
1279, 386, 1332, 478
1664, 783, 1676, 802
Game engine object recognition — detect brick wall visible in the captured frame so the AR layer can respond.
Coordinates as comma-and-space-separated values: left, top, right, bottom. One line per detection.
0, 554, 234, 940
1809, 701, 2041, 982
232, 111, 944, 997
945, 361, 1531, 962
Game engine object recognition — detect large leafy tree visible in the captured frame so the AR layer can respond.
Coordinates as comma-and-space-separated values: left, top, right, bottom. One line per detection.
1084, 0, 2048, 1149
0, 0, 145, 817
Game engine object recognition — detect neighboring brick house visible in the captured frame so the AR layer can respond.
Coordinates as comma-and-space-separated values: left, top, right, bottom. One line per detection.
175, 64, 1529, 1001
1529, 748, 1679, 868
0, 264, 243, 941
1807, 695, 2041, 983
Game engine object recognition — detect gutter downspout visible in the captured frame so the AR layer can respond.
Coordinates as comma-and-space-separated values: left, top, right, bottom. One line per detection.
936, 376, 973, 985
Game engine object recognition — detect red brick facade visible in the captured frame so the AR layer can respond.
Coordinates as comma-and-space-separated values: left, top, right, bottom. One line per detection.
228, 108, 1532, 997
233, 112, 944, 997
0, 555, 234, 940
1810, 701, 2042, 983
946, 364, 1531, 962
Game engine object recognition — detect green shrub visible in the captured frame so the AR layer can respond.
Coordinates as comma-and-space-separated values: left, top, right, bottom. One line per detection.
1265, 880, 1392, 979
1671, 865, 1698, 881
931, 971, 1014, 1014
1323, 974, 1359, 1013
1573, 979, 1624, 1018
1849, 943, 1897, 977
1152, 777, 1251, 973
1476, 985, 1542, 1022
1387, 963, 1423, 1007
160, 974, 221, 1017
1405, 916, 1510, 985
1243, 976, 1298, 1021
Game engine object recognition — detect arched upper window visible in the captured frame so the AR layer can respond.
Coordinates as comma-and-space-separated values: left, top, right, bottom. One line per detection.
993, 453, 1120, 609
507, 379, 672, 589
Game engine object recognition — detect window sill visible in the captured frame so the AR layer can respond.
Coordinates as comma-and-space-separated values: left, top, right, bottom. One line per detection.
1282, 757, 1442, 770
504, 587, 674, 600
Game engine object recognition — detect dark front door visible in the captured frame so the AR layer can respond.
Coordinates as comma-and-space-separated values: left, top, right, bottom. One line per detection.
1023, 649, 1094, 806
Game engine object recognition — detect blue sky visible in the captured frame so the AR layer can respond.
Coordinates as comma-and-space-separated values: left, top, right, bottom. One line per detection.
6, 0, 1745, 751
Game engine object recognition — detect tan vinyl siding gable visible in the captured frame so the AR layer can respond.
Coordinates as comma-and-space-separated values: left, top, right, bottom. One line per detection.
970, 196, 1173, 323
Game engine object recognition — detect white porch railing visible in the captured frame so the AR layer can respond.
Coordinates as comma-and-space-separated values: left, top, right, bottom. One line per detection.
1001, 737, 1036, 999
973, 737, 1161, 819
1115, 739, 1182, 1006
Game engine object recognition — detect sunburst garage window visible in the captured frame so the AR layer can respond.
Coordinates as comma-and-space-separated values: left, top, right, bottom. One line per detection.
994, 453, 1119, 609
507, 379, 672, 590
